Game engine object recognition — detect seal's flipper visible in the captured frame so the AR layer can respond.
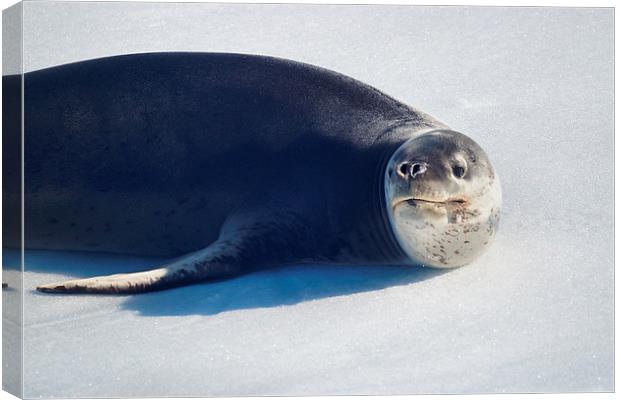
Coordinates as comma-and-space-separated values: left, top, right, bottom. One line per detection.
37, 267, 172, 294
36, 209, 312, 294
36, 238, 253, 294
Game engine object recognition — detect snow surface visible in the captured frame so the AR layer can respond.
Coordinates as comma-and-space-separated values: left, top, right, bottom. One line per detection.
3, 4, 614, 398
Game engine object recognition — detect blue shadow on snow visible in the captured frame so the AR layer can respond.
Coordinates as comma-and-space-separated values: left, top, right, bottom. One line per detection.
5, 249, 447, 317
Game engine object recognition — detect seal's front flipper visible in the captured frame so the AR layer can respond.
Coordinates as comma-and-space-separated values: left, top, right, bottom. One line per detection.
36, 239, 251, 294
37, 267, 171, 294
36, 209, 312, 294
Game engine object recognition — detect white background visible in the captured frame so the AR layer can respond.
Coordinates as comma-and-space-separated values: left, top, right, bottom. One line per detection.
1, 0, 616, 399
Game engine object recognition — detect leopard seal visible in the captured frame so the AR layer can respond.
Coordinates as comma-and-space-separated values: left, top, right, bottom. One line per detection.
3, 52, 501, 294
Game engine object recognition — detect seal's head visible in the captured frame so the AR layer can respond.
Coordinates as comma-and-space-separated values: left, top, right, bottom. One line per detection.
385, 129, 501, 268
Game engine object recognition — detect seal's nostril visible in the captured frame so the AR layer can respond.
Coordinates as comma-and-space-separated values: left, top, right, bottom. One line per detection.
398, 162, 411, 177
410, 162, 427, 178
397, 162, 427, 179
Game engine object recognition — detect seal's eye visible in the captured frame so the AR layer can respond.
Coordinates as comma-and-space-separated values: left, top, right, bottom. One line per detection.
452, 165, 466, 179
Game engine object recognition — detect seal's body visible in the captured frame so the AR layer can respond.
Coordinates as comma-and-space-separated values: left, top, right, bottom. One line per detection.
4, 53, 500, 294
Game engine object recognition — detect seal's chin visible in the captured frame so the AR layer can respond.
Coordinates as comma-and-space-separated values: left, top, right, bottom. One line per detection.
388, 195, 498, 268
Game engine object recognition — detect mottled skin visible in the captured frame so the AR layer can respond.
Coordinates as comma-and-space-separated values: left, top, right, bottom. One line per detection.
2, 53, 499, 294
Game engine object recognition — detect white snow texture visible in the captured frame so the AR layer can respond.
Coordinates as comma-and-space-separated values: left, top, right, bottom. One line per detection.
2, 3, 613, 397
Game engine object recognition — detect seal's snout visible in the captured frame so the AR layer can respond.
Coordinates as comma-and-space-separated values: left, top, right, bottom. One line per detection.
397, 161, 427, 179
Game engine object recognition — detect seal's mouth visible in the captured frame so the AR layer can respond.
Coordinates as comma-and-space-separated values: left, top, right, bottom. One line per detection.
393, 197, 468, 210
